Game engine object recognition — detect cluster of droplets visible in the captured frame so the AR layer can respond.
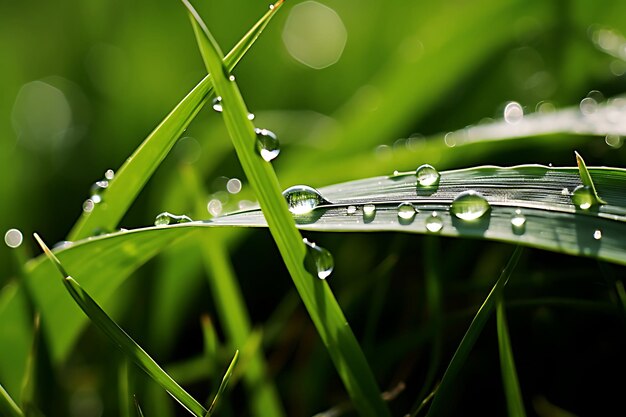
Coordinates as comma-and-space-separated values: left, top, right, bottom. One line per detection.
83, 169, 115, 213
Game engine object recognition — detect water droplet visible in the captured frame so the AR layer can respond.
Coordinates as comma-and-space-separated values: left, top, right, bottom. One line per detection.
303, 238, 334, 279
416, 164, 440, 187
247, 113, 255, 121
83, 199, 95, 213
605, 134, 623, 148
363, 203, 376, 222
397, 203, 416, 223
504, 101, 524, 124
593, 229, 602, 240
579, 97, 598, 115
226, 178, 242, 194
207, 199, 223, 217
212, 96, 223, 112
104, 169, 115, 180
4, 229, 23, 248
154, 212, 193, 226
283, 185, 326, 215
571, 185, 594, 210
269, 3, 275, 10
229, 75, 236, 82
393, 170, 400, 176
90, 180, 108, 198
53, 240, 74, 250
346, 205, 357, 215
450, 190, 490, 221
425, 212, 443, 233
561, 188, 570, 196
255, 128, 280, 162
510, 209, 526, 227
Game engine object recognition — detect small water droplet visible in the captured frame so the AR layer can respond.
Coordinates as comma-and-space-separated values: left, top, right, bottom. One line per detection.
393, 170, 400, 176
229, 75, 236, 82
83, 199, 95, 213
269, 3, 275, 10
283, 185, 326, 215
4, 228, 23, 248
212, 96, 223, 112
504, 101, 524, 124
510, 209, 526, 227
247, 113, 255, 121
561, 188, 570, 196
346, 205, 357, 215
226, 178, 242, 194
90, 180, 109, 198
154, 212, 193, 226
255, 128, 280, 162
53, 240, 74, 250
416, 164, 440, 187
593, 229, 602, 240
303, 238, 334, 279
397, 203, 416, 223
363, 203, 376, 222
425, 212, 443, 233
450, 190, 490, 221
104, 169, 115, 180
571, 185, 594, 210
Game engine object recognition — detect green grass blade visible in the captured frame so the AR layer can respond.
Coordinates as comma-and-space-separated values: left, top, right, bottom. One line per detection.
206, 350, 239, 417
496, 297, 526, 417
182, 2, 391, 416
33, 235, 207, 417
575, 151, 607, 205
0, 383, 23, 417
67, 1, 285, 241
134, 396, 145, 417
425, 246, 523, 417
20, 313, 40, 417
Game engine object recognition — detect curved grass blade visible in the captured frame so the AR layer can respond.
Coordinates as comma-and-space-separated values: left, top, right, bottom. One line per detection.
206, 350, 238, 417
575, 151, 607, 205
425, 246, 523, 417
67, 1, 285, 241
182, 1, 391, 416
0, 383, 23, 417
496, 297, 526, 417
33, 235, 207, 417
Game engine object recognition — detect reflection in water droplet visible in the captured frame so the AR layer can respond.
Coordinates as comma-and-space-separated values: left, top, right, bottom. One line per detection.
397, 203, 416, 223
425, 212, 443, 233
363, 203, 376, 222
83, 199, 95, 213
504, 101, 524, 124
255, 128, 280, 162
346, 205, 357, 215
4, 229, 23, 248
283, 185, 326, 215
303, 238, 334, 279
450, 190, 490, 221
212, 96, 223, 112
579, 97, 598, 115
416, 164, 440, 187
104, 169, 115, 180
593, 229, 602, 240
154, 212, 193, 226
226, 178, 242, 194
571, 185, 594, 210
605, 134, 623, 149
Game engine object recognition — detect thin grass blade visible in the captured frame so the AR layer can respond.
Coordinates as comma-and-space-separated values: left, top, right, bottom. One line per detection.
20, 313, 42, 417
182, 1, 391, 415
206, 350, 239, 416
575, 151, 607, 205
134, 396, 145, 417
33, 234, 207, 417
425, 246, 523, 417
0, 383, 23, 417
496, 297, 527, 417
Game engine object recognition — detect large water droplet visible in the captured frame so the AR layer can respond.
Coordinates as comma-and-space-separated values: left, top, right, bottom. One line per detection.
212, 96, 223, 112
154, 212, 193, 226
571, 185, 594, 210
283, 185, 326, 215
363, 203, 376, 222
4, 228, 23, 248
425, 212, 443, 233
416, 164, 440, 187
397, 203, 416, 223
255, 128, 280, 162
450, 190, 490, 221
303, 238, 334, 280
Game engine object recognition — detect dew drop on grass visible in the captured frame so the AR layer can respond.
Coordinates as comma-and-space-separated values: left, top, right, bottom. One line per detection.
425, 212, 443, 233
53, 240, 73, 250
346, 205, 357, 215
571, 185, 594, 210
283, 185, 326, 215
450, 190, 490, 221
504, 101, 524, 124
247, 113, 255, 121
416, 164, 440, 187
90, 180, 108, 200
363, 203, 376, 221
212, 96, 223, 112
303, 238, 334, 279
397, 203, 416, 223
561, 188, 570, 196
593, 229, 602, 240
154, 212, 193, 226
511, 209, 526, 234
579, 97, 598, 115
4, 228, 23, 248
255, 128, 280, 162
104, 169, 115, 180
83, 199, 95, 213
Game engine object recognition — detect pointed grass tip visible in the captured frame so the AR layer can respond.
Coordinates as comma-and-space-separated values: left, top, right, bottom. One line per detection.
33, 233, 71, 278
574, 151, 607, 205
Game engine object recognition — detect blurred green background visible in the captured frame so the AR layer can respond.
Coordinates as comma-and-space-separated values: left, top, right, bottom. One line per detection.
1, 0, 625, 416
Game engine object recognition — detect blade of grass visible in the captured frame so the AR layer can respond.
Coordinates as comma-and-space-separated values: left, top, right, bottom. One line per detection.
0, 383, 23, 417
182, 1, 391, 415
134, 396, 145, 417
67, 1, 285, 241
19, 313, 41, 417
33, 234, 207, 417
496, 297, 527, 417
206, 350, 238, 417
575, 151, 607, 205
425, 246, 523, 417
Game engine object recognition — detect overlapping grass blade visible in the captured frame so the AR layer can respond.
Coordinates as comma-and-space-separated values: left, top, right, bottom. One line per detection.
496, 297, 526, 417
33, 235, 207, 417
182, 1, 391, 416
0, 383, 23, 417
67, 2, 285, 241
425, 246, 523, 417
206, 351, 238, 416
575, 151, 607, 205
